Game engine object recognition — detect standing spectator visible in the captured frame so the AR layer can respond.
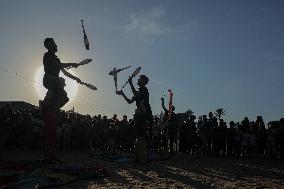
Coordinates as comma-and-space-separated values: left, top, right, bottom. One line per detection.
279, 118, 284, 160
266, 121, 279, 158
161, 97, 178, 154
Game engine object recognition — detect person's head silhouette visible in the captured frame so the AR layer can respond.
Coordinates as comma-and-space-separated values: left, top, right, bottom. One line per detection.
137, 75, 149, 87
44, 38, 57, 53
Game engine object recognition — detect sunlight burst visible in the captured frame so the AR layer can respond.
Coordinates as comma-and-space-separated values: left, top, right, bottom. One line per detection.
34, 66, 78, 101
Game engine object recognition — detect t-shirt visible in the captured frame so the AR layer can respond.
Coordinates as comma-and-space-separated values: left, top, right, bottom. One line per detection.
43, 52, 65, 91
43, 52, 61, 77
133, 86, 153, 123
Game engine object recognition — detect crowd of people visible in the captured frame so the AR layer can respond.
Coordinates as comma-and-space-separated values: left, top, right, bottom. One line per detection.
0, 103, 284, 160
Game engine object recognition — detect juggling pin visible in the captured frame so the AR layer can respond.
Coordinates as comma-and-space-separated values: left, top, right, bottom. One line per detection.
81, 19, 89, 50
79, 58, 92, 65
109, 66, 131, 91
81, 81, 97, 90
122, 67, 141, 89
61, 68, 97, 90
66, 59, 92, 70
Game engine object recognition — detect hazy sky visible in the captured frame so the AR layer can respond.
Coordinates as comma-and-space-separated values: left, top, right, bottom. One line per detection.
0, 0, 283, 122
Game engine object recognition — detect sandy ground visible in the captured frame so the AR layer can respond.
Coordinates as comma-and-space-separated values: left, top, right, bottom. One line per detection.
1, 150, 284, 189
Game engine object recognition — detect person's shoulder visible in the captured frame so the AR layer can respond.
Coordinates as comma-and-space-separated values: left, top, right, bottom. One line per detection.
43, 52, 48, 58
140, 87, 149, 93
43, 52, 53, 60
44, 51, 51, 56
44, 52, 57, 59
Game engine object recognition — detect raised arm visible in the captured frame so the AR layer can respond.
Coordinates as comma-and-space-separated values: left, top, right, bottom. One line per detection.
64, 59, 92, 69
128, 77, 138, 96
161, 97, 168, 113
116, 66, 131, 73
60, 63, 79, 69
116, 90, 135, 104
61, 68, 81, 83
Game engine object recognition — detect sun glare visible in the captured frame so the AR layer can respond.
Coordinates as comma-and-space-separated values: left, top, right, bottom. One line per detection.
34, 66, 78, 101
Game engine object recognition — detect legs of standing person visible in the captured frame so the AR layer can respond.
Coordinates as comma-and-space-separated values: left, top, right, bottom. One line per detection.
44, 110, 59, 160
135, 136, 146, 164
134, 121, 147, 164
42, 83, 67, 160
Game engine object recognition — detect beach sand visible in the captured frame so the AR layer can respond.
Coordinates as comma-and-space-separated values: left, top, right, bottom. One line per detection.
1, 150, 284, 189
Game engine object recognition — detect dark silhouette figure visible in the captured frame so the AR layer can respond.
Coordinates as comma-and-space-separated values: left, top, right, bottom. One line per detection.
255, 116, 267, 157
41, 38, 81, 161
279, 118, 284, 160
180, 114, 197, 154
161, 97, 178, 154
109, 66, 131, 91
208, 112, 217, 154
116, 74, 153, 164
41, 38, 81, 111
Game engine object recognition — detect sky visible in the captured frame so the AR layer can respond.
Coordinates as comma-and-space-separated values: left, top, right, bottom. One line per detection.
0, 0, 283, 122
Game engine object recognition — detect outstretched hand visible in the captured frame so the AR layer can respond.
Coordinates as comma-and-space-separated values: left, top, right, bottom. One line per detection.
74, 78, 81, 84
80, 59, 92, 65
128, 76, 133, 84
73, 63, 79, 68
